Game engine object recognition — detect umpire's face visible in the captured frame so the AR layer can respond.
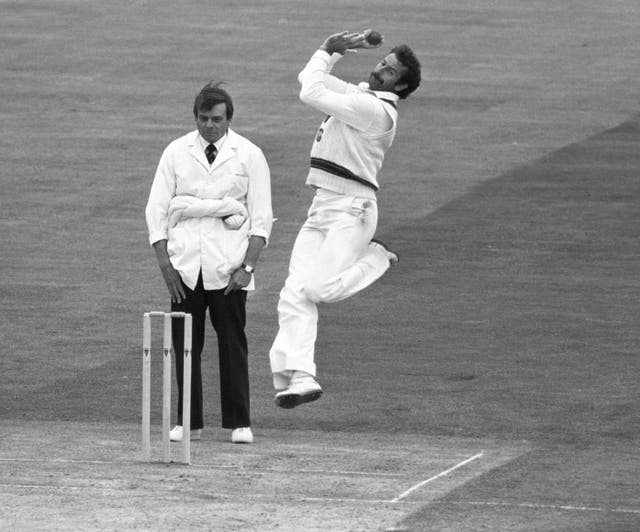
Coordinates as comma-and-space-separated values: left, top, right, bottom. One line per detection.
196, 103, 230, 144
368, 53, 408, 96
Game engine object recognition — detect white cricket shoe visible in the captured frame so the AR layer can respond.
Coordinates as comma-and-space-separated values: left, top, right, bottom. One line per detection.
169, 425, 202, 442
370, 238, 399, 266
274, 373, 323, 409
231, 427, 253, 444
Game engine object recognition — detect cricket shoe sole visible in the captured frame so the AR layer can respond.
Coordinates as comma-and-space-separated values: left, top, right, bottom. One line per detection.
274, 380, 323, 409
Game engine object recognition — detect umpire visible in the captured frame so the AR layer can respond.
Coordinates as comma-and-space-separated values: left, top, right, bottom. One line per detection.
145, 82, 273, 444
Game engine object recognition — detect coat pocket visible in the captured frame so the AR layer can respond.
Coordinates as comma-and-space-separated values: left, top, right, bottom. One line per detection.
223, 223, 250, 269
167, 225, 186, 257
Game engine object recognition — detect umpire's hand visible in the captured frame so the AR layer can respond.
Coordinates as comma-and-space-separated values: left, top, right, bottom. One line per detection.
153, 239, 186, 303
224, 268, 251, 295
159, 262, 186, 304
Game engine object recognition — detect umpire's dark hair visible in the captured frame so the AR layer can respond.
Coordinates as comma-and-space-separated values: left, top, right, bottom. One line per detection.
391, 45, 421, 99
193, 81, 234, 120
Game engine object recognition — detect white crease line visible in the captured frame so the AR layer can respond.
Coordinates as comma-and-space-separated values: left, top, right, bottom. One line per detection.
0, 483, 126, 492
0, 457, 401, 478
1, 485, 408, 505
0, 458, 118, 465
392, 452, 484, 503
466, 501, 640, 515
302, 497, 410, 504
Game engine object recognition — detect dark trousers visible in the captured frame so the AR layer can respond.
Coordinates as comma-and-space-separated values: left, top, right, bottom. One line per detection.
171, 273, 250, 429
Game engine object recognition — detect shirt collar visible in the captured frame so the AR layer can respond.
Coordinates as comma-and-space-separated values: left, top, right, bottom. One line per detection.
197, 132, 227, 152
357, 82, 400, 103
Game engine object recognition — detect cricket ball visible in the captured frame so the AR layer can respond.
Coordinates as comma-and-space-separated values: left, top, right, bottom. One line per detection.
366, 30, 383, 46
223, 214, 246, 230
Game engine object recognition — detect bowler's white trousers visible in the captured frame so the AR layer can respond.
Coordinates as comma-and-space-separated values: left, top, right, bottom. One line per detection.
269, 188, 391, 390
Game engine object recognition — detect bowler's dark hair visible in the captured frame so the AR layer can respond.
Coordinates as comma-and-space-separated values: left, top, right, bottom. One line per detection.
193, 81, 234, 120
391, 45, 421, 99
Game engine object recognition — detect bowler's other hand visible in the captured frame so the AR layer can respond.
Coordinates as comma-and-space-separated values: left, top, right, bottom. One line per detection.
160, 263, 186, 304
359, 29, 384, 49
320, 31, 363, 55
224, 268, 251, 295
320, 30, 381, 55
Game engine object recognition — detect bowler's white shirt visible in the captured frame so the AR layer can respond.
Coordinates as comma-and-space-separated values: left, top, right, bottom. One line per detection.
298, 50, 399, 196
146, 128, 273, 290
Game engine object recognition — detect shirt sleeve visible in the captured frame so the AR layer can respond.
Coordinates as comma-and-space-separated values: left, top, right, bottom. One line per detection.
298, 50, 390, 133
145, 144, 175, 245
245, 145, 273, 246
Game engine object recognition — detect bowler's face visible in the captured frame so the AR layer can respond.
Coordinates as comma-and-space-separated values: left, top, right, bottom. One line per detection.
196, 103, 229, 144
368, 53, 408, 94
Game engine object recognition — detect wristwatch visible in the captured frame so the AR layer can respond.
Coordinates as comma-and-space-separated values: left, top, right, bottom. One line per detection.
241, 263, 254, 274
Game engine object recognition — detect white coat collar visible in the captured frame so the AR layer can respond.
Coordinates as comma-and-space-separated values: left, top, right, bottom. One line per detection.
187, 129, 240, 170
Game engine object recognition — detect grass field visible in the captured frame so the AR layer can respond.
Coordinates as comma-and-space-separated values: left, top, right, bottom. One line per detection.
1, 1, 640, 530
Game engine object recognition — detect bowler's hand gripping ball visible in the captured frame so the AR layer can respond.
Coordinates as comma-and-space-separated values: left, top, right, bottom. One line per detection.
366, 30, 383, 46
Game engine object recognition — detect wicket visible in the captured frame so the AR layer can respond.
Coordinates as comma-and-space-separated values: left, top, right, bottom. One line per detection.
142, 311, 193, 464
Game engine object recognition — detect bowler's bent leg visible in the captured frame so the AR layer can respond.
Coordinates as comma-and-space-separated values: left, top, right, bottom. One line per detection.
304, 197, 388, 304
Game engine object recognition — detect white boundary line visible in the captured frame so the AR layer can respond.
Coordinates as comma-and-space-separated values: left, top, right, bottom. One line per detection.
391, 452, 484, 503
